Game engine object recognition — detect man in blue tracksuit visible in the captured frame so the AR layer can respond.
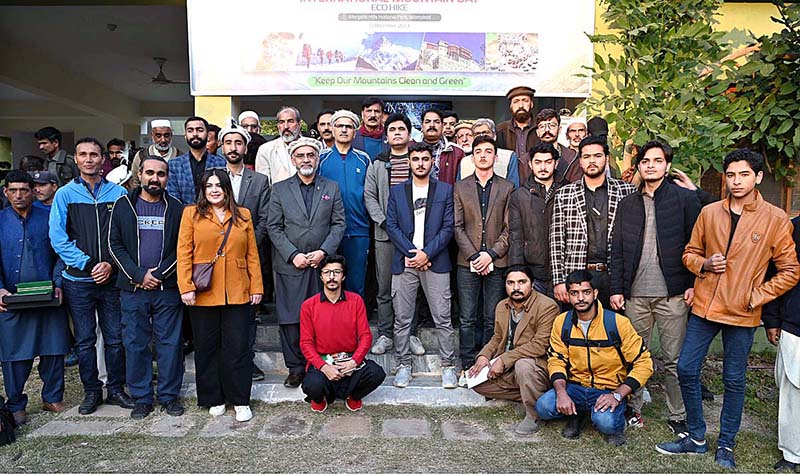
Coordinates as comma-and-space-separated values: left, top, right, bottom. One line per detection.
318, 109, 372, 297
49, 137, 132, 415
109, 155, 185, 420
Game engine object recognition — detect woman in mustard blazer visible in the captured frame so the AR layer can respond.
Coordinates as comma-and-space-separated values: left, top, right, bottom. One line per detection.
177, 169, 262, 422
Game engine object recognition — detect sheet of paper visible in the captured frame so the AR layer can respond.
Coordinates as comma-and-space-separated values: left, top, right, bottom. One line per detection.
465, 357, 499, 389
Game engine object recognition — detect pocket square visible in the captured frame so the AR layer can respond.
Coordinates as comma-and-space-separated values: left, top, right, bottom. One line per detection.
321, 194, 331, 201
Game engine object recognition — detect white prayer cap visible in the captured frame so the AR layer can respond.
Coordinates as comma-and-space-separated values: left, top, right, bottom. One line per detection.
106, 165, 132, 186
288, 137, 322, 157
219, 123, 251, 145
330, 109, 360, 129
238, 110, 260, 124
150, 119, 172, 129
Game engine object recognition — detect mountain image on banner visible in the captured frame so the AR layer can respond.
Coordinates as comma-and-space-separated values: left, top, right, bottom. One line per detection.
356, 35, 420, 71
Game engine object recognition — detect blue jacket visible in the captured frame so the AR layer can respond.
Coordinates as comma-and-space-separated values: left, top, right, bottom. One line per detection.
166, 151, 226, 205
0, 206, 62, 291
386, 178, 454, 275
763, 215, 800, 338
353, 132, 387, 161
49, 178, 127, 282
318, 147, 372, 237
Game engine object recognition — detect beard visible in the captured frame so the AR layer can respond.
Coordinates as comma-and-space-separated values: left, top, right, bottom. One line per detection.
143, 183, 163, 196
154, 141, 171, 152
226, 151, 243, 164
298, 166, 315, 177
188, 136, 207, 150
513, 109, 531, 123
281, 128, 301, 144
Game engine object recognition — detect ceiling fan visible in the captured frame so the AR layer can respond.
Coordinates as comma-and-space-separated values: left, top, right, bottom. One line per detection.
151, 57, 189, 85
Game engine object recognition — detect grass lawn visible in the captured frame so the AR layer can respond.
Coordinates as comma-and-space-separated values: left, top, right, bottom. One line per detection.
0, 354, 782, 473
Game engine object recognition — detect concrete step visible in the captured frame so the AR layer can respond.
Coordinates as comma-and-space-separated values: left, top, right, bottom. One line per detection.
255, 320, 460, 357
179, 371, 496, 407
185, 351, 461, 376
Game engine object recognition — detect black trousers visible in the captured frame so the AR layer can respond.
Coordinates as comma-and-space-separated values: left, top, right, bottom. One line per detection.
301, 360, 386, 403
190, 304, 251, 406
279, 323, 306, 376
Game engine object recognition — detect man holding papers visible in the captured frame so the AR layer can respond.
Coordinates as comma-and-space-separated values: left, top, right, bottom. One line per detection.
467, 266, 559, 435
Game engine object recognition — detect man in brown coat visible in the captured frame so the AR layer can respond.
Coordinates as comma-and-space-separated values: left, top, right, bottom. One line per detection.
469, 266, 559, 434
495, 86, 539, 183
454, 136, 514, 384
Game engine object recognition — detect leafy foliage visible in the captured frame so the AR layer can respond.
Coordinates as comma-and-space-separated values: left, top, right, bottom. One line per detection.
581, 0, 750, 178
733, 1, 800, 182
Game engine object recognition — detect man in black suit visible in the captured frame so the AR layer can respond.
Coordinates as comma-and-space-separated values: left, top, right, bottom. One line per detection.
267, 137, 346, 387
219, 123, 272, 382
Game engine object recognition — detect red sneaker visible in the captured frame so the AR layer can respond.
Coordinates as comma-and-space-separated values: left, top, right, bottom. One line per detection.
310, 399, 327, 413
345, 396, 363, 412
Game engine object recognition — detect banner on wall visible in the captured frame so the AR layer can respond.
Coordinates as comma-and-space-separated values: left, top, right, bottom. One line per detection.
187, 0, 595, 97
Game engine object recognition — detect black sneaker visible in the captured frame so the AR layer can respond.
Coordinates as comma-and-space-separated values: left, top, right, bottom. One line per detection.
667, 419, 689, 438
773, 457, 799, 472
715, 447, 736, 470
106, 391, 135, 409
161, 399, 185, 417
78, 391, 103, 415
130, 403, 153, 420
252, 366, 265, 382
701, 383, 715, 401
562, 414, 585, 440
606, 433, 627, 446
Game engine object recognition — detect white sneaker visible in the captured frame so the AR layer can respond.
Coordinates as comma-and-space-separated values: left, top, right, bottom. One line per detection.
371, 335, 394, 355
458, 371, 468, 388
409, 335, 426, 356
442, 366, 458, 389
209, 404, 226, 416
234, 405, 253, 422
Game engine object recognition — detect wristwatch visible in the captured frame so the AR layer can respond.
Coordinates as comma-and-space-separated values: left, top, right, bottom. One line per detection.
612, 392, 622, 402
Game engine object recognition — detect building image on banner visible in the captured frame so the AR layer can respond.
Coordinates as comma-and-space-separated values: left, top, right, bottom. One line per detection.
187, 0, 594, 97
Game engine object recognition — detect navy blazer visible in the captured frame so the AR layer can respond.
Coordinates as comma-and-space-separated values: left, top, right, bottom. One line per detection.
386, 178, 453, 275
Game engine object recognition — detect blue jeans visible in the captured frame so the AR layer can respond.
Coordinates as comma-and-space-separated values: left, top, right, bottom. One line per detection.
536, 383, 627, 435
63, 279, 125, 394
339, 235, 369, 298
120, 289, 184, 405
2, 357, 64, 412
457, 265, 505, 369
677, 314, 755, 448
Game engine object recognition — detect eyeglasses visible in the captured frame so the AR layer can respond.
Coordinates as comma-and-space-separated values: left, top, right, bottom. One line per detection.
333, 124, 355, 130
321, 269, 343, 276
536, 122, 558, 131
243, 124, 260, 131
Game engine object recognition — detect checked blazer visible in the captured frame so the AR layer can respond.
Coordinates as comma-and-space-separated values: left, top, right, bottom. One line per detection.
549, 177, 635, 285
166, 152, 226, 205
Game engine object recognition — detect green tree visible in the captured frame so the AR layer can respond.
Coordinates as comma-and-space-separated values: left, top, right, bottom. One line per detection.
733, 0, 800, 182
581, 0, 750, 178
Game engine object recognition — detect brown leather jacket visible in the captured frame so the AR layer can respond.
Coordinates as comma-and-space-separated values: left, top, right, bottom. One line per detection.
478, 290, 560, 369
683, 190, 799, 327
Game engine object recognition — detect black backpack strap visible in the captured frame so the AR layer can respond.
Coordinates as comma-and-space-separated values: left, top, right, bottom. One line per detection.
561, 310, 573, 347
603, 309, 630, 371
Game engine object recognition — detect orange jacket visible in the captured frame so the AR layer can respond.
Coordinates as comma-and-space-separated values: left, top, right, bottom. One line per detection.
177, 206, 263, 306
683, 190, 799, 327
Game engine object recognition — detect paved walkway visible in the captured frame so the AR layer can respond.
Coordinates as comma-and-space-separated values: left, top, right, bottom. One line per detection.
29, 402, 537, 442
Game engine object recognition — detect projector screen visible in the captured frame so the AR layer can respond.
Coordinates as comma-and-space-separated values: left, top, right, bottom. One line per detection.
187, 0, 595, 97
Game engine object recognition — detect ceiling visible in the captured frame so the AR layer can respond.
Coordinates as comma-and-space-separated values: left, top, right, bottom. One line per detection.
0, 4, 191, 102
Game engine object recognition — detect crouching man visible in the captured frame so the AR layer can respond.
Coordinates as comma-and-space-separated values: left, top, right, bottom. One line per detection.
300, 255, 386, 412
536, 270, 653, 446
469, 266, 559, 434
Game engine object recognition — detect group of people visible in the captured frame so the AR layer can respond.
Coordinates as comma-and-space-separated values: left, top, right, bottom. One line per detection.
0, 87, 798, 473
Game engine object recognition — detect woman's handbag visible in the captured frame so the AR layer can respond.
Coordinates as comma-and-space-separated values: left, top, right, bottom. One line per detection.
191, 220, 233, 293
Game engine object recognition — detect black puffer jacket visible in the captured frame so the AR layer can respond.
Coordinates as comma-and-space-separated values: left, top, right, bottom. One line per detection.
610, 179, 702, 298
